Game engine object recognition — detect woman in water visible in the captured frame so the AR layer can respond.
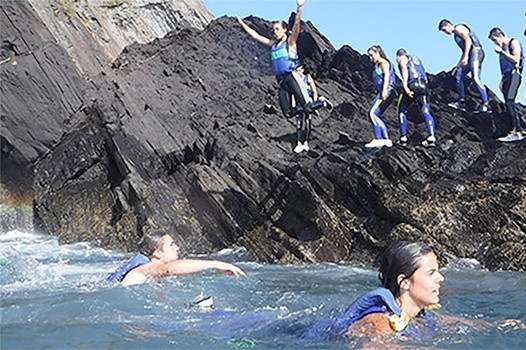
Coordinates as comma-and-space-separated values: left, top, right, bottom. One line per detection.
303, 240, 443, 340
344, 240, 443, 338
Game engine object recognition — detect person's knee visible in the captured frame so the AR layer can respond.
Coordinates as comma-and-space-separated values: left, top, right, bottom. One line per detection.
369, 109, 377, 120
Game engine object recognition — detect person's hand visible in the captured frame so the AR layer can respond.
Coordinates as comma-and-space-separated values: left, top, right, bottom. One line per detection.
381, 89, 389, 101
216, 262, 246, 277
494, 45, 503, 54
497, 319, 525, 330
297, 0, 307, 7
405, 88, 414, 98
459, 57, 468, 66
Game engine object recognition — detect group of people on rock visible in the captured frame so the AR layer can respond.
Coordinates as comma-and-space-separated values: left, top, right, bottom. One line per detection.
236, 0, 524, 151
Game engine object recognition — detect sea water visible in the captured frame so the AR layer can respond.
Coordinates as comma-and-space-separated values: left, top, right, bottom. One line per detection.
1, 230, 525, 349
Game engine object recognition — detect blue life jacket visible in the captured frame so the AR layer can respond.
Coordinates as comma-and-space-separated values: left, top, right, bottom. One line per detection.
454, 24, 482, 50
106, 253, 150, 283
302, 287, 437, 341
270, 39, 297, 76
500, 38, 524, 74
372, 58, 396, 93
407, 55, 427, 83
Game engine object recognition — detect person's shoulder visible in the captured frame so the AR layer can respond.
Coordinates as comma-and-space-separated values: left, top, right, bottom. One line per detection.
121, 266, 150, 286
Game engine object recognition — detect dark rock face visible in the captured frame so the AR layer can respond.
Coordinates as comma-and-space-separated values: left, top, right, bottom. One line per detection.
1, 1, 525, 270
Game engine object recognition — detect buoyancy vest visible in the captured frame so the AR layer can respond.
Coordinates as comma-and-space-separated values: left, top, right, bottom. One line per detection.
270, 39, 298, 76
500, 37, 524, 74
301, 287, 438, 341
106, 253, 150, 283
454, 24, 482, 50
407, 55, 427, 83
372, 58, 396, 92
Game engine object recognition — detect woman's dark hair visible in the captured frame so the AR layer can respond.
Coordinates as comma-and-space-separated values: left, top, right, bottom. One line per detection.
367, 45, 387, 60
139, 230, 169, 257
271, 20, 288, 30
378, 241, 434, 296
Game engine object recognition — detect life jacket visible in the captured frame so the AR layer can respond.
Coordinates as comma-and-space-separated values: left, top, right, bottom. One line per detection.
270, 39, 298, 76
106, 253, 150, 283
302, 287, 438, 341
407, 55, 427, 83
500, 37, 524, 75
372, 58, 396, 93
454, 24, 482, 50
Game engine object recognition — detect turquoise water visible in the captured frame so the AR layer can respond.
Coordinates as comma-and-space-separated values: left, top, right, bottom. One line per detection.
1, 231, 525, 349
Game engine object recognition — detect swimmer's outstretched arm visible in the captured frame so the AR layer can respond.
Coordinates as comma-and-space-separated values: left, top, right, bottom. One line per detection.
163, 259, 246, 277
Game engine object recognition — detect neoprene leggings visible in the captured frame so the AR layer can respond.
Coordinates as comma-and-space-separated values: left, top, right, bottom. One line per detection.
397, 80, 435, 137
455, 46, 488, 103
276, 71, 310, 117
501, 70, 524, 131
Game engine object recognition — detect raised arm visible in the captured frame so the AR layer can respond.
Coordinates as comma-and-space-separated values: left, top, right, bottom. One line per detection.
288, 0, 306, 45
236, 15, 273, 46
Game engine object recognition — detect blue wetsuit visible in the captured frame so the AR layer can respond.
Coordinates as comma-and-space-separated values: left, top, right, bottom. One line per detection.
369, 58, 396, 139
397, 55, 435, 137
453, 24, 488, 103
499, 38, 524, 132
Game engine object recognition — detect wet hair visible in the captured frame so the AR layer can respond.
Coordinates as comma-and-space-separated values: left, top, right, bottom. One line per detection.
378, 241, 434, 296
367, 45, 387, 59
271, 20, 288, 30
438, 19, 452, 31
396, 48, 407, 57
139, 230, 170, 257
488, 27, 505, 39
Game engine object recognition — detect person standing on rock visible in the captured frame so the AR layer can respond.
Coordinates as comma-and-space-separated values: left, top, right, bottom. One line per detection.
488, 27, 525, 142
439, 19, 491, 114
237, 0, 324, 153
107, 230, 246, 286
395, 49, 436, 147
364, 45, 395, 149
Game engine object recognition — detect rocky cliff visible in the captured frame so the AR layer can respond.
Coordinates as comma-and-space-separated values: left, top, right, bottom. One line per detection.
1, 0, 525, 270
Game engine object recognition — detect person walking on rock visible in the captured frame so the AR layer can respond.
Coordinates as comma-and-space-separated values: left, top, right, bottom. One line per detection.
488, 27, 525, 142
365, 45, 395, 148
439, 19, 491, 113
395, 49, 436, 147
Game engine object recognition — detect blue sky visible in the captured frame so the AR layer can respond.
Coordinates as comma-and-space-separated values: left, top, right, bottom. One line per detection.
203, 0, 526, 104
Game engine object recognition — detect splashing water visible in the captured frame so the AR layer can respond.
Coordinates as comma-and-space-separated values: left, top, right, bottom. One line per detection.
1, 230, 525, 349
